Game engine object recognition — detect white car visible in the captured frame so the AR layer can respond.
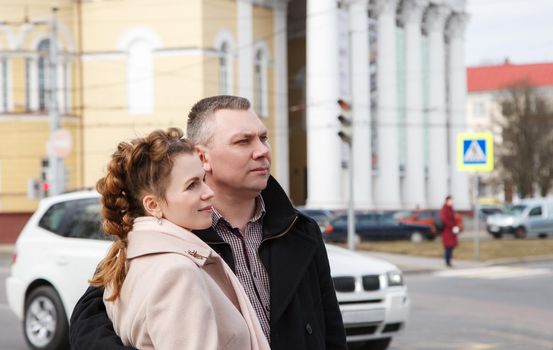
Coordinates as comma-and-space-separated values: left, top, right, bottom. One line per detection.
6, 191, 409, 350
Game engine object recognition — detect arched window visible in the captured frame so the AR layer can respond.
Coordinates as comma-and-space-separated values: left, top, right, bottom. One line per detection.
127, 39, 154, 115
37, 39, 50, 111
215, 30, 235, 96
254, 47, 268, 117
219, 42, 231, 95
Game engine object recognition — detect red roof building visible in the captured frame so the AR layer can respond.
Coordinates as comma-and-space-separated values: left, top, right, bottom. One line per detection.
467, 61, 553, 93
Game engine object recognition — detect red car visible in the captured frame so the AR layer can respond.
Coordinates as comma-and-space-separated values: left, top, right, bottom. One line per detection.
399, 209, 464, 238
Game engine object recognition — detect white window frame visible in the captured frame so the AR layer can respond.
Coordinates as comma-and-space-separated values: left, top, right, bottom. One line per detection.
253, 40, 270, 118
117, 28, 162, 115
215, 30, 235, 96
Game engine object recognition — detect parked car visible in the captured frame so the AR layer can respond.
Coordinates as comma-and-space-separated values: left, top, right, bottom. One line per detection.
399, 209, 464, 238
296, 206, 335, 231
7, 191, 409, 350
324, 211, 433, 243
486, 198, 553, 239
326, 244, 410, 350
478, 205, 504, 220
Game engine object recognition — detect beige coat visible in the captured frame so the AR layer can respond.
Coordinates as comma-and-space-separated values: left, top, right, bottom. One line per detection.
104, 217, 270, 350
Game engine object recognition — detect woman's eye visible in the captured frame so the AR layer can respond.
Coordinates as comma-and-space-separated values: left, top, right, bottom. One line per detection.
186, 181, 197, 190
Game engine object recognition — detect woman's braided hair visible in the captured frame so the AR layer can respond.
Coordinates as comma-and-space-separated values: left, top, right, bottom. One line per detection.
90, 127, 194, 301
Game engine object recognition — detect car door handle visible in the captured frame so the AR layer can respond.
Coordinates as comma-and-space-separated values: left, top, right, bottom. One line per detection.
56, 256, 69, 266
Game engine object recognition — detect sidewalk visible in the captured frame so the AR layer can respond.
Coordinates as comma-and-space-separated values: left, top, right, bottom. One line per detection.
358, 251, 486, 274
357, 250, 553, 274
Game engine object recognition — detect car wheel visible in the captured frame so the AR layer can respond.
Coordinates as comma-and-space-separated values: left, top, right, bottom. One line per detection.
492, 233, 502, 239
515, 227, 526, 239
410, 231, 423, 243
538, 233, 547, 239
349, 337, 392, 350
24, 286, 69, 350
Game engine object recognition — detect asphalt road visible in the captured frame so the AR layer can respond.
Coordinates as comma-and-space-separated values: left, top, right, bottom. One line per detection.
0, 254, 27, 350
1, 253, 552, 350
389, 260, 553, 350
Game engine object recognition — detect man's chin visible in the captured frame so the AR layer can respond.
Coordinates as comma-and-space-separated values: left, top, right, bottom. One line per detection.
249, 176, 269, 191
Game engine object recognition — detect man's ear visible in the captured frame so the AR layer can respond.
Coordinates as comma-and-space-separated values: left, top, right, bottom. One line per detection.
142, 195, 163, 218
195, 145, 212, 172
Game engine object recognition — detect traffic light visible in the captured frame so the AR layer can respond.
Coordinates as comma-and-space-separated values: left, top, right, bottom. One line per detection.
337, 99, 352, 145
40, 158, 49, 198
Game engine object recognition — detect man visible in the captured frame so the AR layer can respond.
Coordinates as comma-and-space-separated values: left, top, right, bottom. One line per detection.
70, 95, 347, 349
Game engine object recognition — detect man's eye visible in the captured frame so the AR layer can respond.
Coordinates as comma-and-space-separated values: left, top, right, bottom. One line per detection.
237, 139, 249, 144
261, 135, 269, 142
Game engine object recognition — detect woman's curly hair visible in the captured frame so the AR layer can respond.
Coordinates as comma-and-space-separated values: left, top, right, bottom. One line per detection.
90, 127, 194, 301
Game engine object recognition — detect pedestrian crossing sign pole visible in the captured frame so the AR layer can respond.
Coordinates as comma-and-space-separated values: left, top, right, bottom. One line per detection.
457, 132, 494, 260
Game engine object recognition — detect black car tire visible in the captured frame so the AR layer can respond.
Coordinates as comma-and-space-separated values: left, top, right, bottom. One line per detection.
492, 233, 502, 239
23, 285, 69, 350
514, 227, 526, 239
349, 337, 392, 350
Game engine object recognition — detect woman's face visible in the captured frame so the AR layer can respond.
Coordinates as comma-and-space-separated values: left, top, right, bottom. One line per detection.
159, 153, 214, 230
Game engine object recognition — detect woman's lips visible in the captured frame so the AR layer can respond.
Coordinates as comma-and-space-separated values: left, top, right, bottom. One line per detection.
199, 205, 212, 213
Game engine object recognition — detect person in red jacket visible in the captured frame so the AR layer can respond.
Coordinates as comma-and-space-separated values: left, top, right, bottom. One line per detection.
440, 195, 460, 267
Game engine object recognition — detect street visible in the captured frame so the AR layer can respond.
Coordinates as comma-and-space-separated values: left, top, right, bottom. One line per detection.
390, 261, 553, 350
1, 253, 552, 350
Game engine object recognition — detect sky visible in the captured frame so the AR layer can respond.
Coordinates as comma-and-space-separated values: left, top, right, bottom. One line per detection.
465, 0, 553, 67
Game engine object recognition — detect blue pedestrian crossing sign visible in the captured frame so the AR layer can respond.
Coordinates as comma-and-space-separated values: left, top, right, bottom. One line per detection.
457, 132, 494, 172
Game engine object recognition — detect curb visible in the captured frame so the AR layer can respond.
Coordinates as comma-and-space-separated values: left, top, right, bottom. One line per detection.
485, 254, 553, 266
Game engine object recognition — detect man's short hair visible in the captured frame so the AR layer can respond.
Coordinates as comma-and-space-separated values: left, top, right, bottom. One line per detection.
187, 95, 251, 145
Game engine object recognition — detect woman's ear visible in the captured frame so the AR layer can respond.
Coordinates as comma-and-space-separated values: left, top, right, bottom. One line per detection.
143, 195, 162, 218
195, 145, 212, 172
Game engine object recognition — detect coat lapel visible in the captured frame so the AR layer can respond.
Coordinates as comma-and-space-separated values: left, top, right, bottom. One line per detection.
266, 228, 317, 324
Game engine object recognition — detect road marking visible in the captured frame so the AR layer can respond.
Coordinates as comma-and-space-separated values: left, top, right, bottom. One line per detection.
434, 266, 552, 279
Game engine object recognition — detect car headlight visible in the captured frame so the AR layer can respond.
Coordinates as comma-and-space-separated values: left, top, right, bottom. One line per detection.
505, 217, 514, 225
386, 270, 404, 287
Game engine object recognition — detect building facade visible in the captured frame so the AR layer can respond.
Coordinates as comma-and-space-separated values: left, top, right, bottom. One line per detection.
0, 0, 473, 242
466, 61, 553, 201
0, 0, 288, 213
289, 0, 470, 210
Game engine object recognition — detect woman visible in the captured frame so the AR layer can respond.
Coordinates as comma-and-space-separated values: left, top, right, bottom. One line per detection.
439, 195, 460, 267
89, 128, 269, 350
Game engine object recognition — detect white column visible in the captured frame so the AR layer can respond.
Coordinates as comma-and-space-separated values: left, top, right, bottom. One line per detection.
238, 1, 253, 101
424, 4, 450, 208
375, 0, 401, 209
349, 0, 372, 209
273, 3, 289, 194
401, 0, 428, 209
306, 0, 342, 208
447, 13, 471, 210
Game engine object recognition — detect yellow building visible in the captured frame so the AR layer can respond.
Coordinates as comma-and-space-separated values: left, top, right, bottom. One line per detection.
0, 0, 290, 240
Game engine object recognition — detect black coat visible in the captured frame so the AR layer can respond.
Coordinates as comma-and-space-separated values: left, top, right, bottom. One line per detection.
70, 177, 347, 350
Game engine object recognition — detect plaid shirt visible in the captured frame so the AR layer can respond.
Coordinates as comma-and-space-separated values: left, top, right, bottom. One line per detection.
212, 196, 271, 342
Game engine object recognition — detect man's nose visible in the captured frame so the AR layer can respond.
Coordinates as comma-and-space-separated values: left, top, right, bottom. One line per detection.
252, 138, 270, 159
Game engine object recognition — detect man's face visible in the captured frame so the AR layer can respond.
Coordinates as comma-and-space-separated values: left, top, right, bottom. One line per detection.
200, 109, 271, 196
